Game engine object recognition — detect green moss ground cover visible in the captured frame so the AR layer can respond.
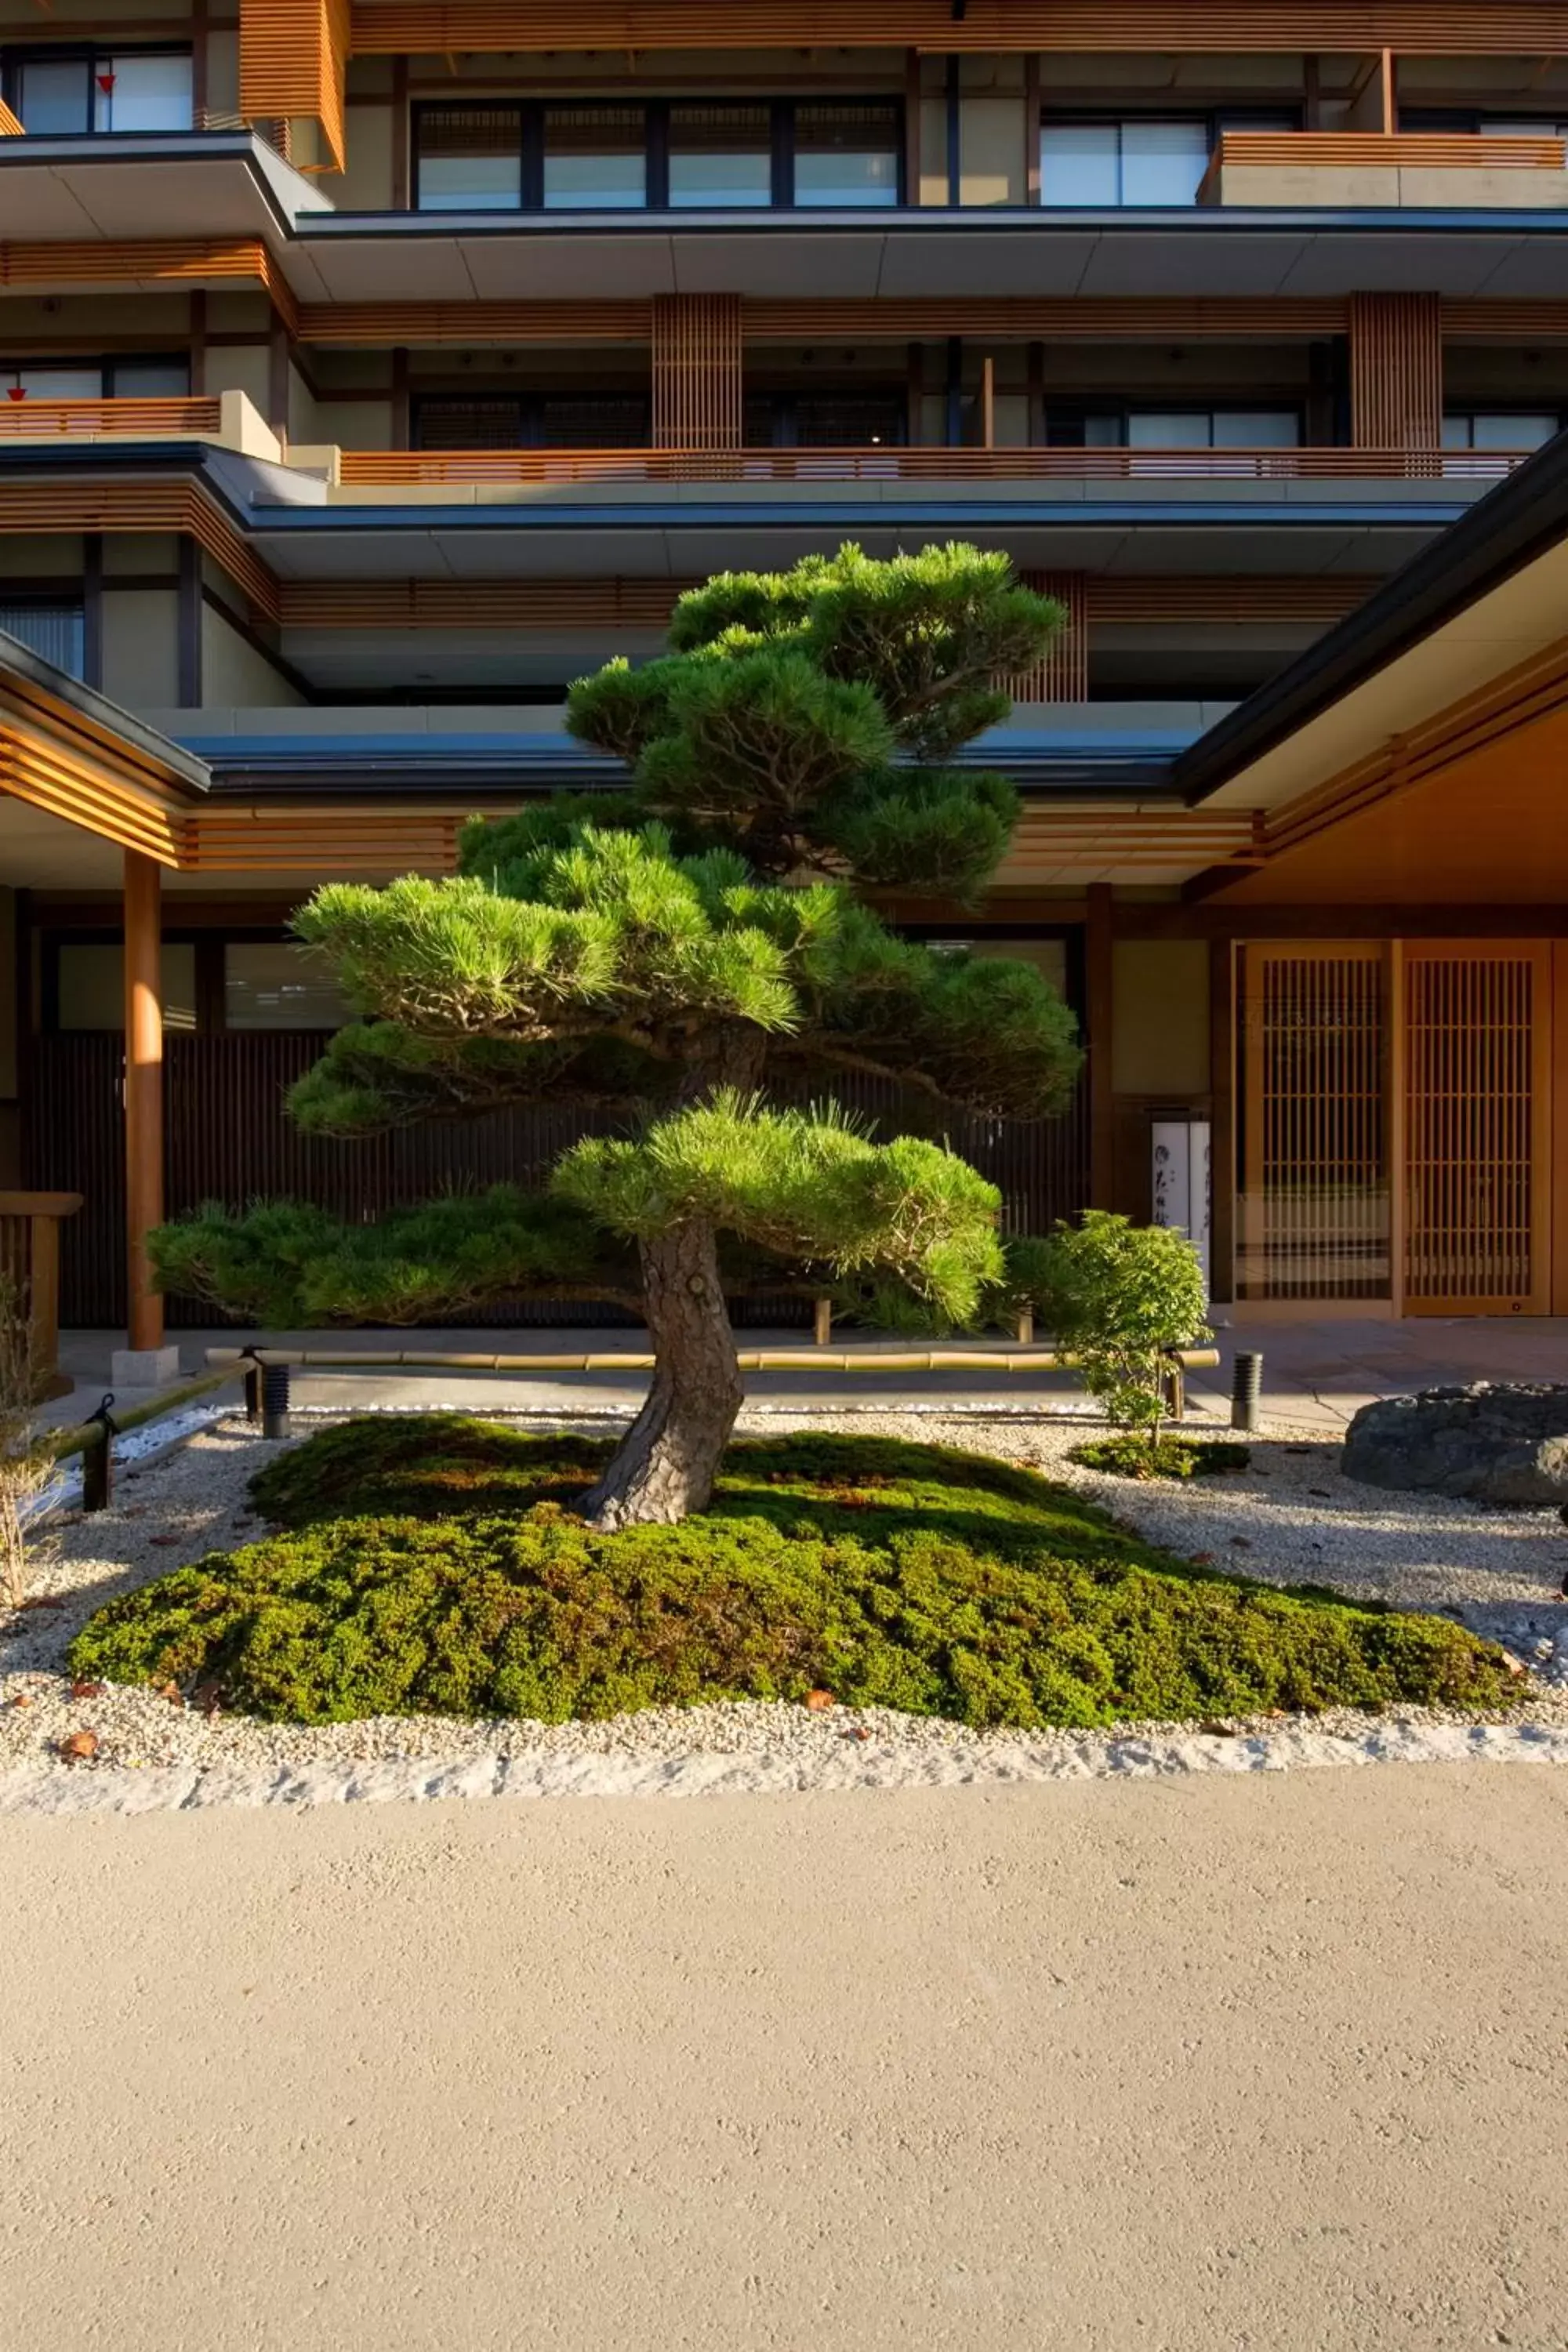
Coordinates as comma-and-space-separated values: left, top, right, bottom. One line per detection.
1069, 1436, 1254, 1482
69, 1417, 1515, 1731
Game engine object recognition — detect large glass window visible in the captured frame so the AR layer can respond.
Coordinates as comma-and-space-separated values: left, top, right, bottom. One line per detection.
4, 48, 191, 133
1044, 408, 1301, 449
1443, 412, 1559, 451
793, 103, 901, 206
411, 393, 650, 449
414, 107, 523, 209
56, 944, 197, 1032
1041, 119, 1209, 207
2, 357, 191, 401
224, 945, 349, 1032
544, 105, 645, 207
0, 601, 85, 677
414, 96, 902, 211
670, 103, 773, 207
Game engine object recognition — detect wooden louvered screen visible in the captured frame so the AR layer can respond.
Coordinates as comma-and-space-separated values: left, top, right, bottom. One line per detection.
1238, 946, 1390, 1303
1402, 944, 1552, 1314
1349, 292, 1443, 453
26, 1035, 1087, 1330
241, 0, 349, 174
1001, 575, 1088, 702
652, 294, 742, 450
347, 5, 1568, 56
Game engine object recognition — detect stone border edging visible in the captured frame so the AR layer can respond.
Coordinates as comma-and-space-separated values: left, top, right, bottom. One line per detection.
3, 1718, 1566, 1817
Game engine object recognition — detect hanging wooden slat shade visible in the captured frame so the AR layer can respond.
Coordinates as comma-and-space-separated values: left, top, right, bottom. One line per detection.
1348, 291, 1443, 451
1000, 575, 1088, 702
346, 2, 1568, 56
651, 293, 742, 450
0, 484, 279, 625
241, 0, 350, 174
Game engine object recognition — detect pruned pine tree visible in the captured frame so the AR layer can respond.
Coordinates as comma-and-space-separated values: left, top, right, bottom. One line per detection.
154, 545, 1083, 1527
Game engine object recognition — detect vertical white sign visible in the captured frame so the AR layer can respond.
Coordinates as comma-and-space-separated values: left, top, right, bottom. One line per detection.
1152, 1120, 1211, 1299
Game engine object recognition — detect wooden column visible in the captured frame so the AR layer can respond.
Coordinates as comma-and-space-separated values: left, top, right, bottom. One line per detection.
1208, 938, 1235, 1305
123, 851, 165, 1354
1001, 572, 1088, 701
1348, 292, 1443, 453
652, 294, 742, 449
1085, 883, 1115, 1210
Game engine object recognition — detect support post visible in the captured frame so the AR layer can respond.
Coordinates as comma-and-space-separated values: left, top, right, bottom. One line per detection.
1085, 883, 1115, 1210
115, 851, 178, 1387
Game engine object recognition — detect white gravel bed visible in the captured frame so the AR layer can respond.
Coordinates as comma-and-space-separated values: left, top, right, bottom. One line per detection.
2, 1406, 1565, 1816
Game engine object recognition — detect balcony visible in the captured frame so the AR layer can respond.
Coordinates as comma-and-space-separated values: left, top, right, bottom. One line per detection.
1200, 132, 1568, 211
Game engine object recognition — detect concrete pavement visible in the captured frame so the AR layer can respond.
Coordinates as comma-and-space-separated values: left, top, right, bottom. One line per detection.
3, 1766, 1566, 2351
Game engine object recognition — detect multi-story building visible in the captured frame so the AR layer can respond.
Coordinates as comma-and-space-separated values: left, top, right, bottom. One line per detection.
3, 0, 1568, 1360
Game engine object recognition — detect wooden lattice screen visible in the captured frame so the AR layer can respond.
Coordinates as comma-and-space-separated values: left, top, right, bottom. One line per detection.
1238, 945, 1389, 1301
1000, 573, 1088, 701
652, 294, 742, 450
1402, 944, 1550, 1313
1348, 292, 1443, 452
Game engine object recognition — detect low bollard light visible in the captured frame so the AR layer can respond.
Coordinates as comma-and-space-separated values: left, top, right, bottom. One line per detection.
261, 1361, 292, 1442
1231, 1350, 1263, 1433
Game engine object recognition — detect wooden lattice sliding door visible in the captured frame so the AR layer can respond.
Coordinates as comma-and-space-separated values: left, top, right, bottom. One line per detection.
1236, 941, 1555, 1314
1400, 943, 1552, 1316
1237, 945, 1391, 1301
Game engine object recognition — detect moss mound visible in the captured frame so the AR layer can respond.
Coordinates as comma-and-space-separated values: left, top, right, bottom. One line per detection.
70, 1419, 1515, 1730
1069, 1436, 1253, 1482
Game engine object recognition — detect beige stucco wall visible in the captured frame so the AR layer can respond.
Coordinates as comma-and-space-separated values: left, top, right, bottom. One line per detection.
0, 538, 82, 579
1112, 941, 1210, 1097
202, 602, 305, 706
1213, 162, 1568, 209
336, 99, 396, 210
101, 588, 180, 709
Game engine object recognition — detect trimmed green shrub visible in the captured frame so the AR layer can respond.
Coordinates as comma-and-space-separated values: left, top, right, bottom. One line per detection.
1069, 1436, 1253, 1482
69, 1422, 1515, 1730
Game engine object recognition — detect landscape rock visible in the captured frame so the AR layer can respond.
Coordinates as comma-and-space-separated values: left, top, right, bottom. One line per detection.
1343, 1383, 1568, 1504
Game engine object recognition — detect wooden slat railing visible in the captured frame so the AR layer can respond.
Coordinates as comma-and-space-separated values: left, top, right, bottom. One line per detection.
0, 397, 224, 440
1201, 129, 1567, 201
339, 444, 1533, 487
0, 1192, 82, 1398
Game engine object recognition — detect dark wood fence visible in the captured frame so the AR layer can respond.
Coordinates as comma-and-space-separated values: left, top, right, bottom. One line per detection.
25, 1034, 1089, 1329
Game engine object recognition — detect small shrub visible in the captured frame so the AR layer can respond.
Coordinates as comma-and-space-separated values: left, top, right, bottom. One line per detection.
1038, 1211, 1210, 1450
0, 1276, 57, 1610
69, 1425, 1517, 1730
1070, 1436, 1252, 1482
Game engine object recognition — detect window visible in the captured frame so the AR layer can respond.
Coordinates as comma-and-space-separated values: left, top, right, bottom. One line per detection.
1442, 412, 1559, 452
544, 105, 645, 208
744, 390, 907, 447
224, 945, 349, 1033
411, 393, 650, 449
2, 357, 191, 402
414, 96, 903, 211
1043, 408, 1301, 449
55, 944, 197, 1032
793, 103, 901, 206
670, 103, 774, 207
1040, 120, 1209, 207
0, 600, 85, 677
413, 107, 523, 209
1403, 108, 1568, 139
2, 48, 191, 134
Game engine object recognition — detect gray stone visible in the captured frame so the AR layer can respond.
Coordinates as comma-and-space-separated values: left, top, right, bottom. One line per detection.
109, 1345, 183, 1390
1342, 1382, 1568, 1505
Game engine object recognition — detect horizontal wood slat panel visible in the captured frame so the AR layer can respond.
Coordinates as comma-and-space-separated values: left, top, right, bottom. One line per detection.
278, 577, 687, 626
746, 296, 1352, 341
0, 99, 23, 136
185, 811, 466, 870
347, 2, 1568, 55
1004, 805, 1261, 876
276, 575, 1376, 632
1214, 131, 1566, 169
0, 484, 279, 624
297, 299, 651, 344
241, 0, 349, 173
338, 444, 1525, 485
0, 728, 187, 864
0, 240, 298, 334
0, 399, 223, 440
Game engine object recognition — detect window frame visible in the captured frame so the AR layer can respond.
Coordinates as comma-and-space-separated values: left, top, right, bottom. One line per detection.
0, 595, 88, 681
0, 44, 194, 136
1038, 401, 1307, 449
1, 353, 191, 401
411, 94, 905, 212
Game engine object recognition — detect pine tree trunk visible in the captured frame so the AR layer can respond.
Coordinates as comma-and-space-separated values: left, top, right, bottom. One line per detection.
579, 1217, 742, 1530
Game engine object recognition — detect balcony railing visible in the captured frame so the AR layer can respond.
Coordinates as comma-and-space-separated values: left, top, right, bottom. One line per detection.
0, 397, 224, 439
1200, 130, 1567, 204
339, 445, 1532, 488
